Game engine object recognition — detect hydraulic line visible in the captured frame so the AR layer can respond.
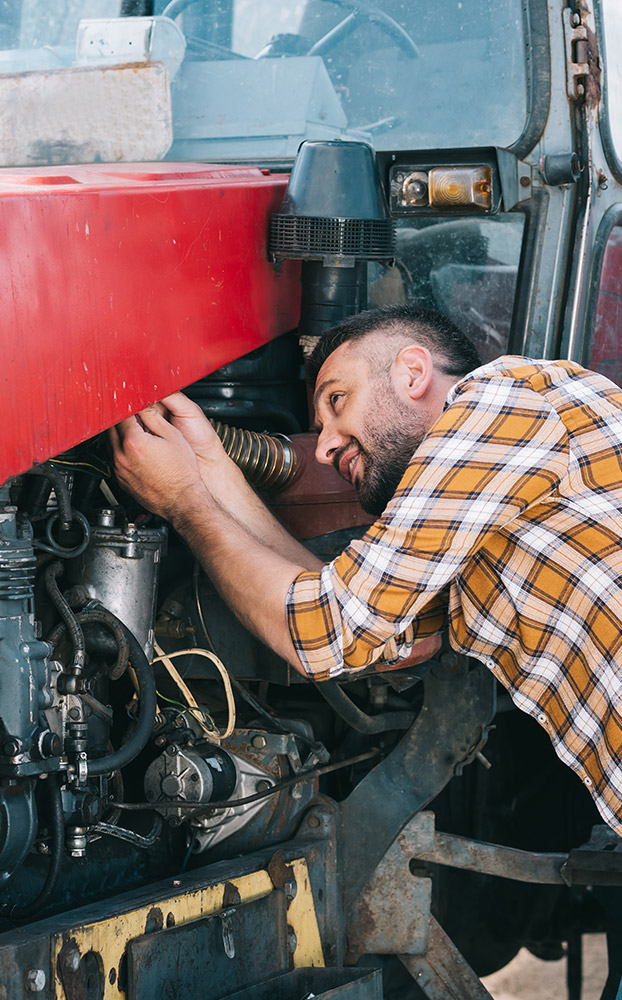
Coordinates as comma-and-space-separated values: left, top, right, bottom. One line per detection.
28, 463, 72, 530
2, 774, 64, 921
87, 617, 157, 777
44, 562, 86, 674
316, 680, 415, 733
209, 420, 297, 491
48, 608, 130, 681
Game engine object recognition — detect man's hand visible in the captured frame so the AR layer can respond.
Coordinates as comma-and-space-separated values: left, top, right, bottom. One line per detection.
110, 404, 206, 522
156, 392, 228, 467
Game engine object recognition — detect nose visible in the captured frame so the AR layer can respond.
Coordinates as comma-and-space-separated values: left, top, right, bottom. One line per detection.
314, 426, 344, 466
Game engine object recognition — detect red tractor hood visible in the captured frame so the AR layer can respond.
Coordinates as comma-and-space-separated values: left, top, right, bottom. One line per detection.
0, 162, 300, 481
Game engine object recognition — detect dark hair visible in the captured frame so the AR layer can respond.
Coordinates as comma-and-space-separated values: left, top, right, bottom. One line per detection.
306, 305, 481, 386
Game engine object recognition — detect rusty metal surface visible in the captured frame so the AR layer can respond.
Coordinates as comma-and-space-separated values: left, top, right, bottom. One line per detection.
0, 62, 172, 166
418, 825, 567, 885
405, 812, 622, 887
400, 917, 494, 1000
223, 966, 383, 1000
347, 826, 432, 961
126, 893, 288, 1000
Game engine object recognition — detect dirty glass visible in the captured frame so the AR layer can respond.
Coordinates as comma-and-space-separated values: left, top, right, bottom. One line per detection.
586, 223, 622, 387
601, 0, 622, 167
370, 215, 525, 363
1, 0, 528, 166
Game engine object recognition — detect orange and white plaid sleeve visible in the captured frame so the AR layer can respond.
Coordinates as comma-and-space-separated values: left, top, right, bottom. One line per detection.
287, 364, 569, 681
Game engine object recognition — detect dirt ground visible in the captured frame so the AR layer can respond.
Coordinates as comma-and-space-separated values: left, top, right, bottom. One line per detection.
481, 934, 609, 1000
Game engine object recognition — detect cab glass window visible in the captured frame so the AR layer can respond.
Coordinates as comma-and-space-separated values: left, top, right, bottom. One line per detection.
586, 222, 622, 387
601, 0, 622, 168
1, 0, 528, 166
370, 214, 526, 364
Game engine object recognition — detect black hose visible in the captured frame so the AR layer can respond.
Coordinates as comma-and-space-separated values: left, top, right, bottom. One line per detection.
316, 680, 415, 734
29, 463, 72, 530
87, 618, 157, 777
4, 774, 64, 921
48, 609, 129, 681
44, 562, 86, 673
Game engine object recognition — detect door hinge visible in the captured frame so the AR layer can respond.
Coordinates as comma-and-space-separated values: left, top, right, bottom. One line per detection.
562, 6, 590, 101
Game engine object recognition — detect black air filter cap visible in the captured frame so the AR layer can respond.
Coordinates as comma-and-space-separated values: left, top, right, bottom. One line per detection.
270, 140, 395, 266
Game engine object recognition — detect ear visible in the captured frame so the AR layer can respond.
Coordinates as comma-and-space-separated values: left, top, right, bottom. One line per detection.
392, 345, 434, 401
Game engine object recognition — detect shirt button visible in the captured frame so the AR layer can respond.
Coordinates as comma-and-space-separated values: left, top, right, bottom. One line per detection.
537, 714, 546, 724
584, 776, 592, 786
486, 658, 495, 669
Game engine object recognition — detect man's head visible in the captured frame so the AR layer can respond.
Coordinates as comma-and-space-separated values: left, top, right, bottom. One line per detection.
308, 305, 481, 516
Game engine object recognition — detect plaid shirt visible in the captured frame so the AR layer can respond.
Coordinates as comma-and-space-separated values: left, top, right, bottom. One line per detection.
287, 357, 622, 833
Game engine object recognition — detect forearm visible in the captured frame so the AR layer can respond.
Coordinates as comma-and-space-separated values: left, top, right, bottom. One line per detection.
172, 486, 310, 674
197, 454, 323, 571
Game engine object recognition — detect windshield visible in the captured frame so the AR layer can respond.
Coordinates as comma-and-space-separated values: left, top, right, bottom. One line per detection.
1, 0, 528, 166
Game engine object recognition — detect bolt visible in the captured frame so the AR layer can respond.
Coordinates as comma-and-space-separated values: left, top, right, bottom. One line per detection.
577, 83, 585, 97
171, 879, 182, 887
287, 928, 297, 954
255, 780, 271, 793
251, 735, 266, 749
167, 746, 178, 756
190, 773, 200, 783
26, 969, 46, 992
519, 176, 531, 187
284, 878, 298, 901
65, 948, 80, 973
2, 738, 19, 757
307, 814, 320, 829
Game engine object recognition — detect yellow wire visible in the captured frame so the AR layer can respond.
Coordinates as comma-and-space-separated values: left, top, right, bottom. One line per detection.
152, 642, 236, 740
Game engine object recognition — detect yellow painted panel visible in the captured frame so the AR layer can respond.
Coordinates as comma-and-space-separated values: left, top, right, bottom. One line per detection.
52, 858, 323, 999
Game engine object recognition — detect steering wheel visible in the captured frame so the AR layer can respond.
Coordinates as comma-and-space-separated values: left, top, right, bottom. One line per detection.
162, 0, 417, 62
308, 0, 419, 60
161, 0, 247, 59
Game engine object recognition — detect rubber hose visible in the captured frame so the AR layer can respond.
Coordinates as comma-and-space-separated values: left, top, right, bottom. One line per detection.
48, 610, 130, 681
87, 618, 156, 777
5, 774, 64, 921
29, 464, 73, 530
210, 420, 297, 491
317, 680, 415, 734
44, 562, 85, 673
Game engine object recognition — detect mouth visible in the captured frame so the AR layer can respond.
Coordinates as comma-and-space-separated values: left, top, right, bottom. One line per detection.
337, 448, 361, 485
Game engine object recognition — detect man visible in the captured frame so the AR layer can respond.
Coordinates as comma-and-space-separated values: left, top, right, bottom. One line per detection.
111, 305, 622, 835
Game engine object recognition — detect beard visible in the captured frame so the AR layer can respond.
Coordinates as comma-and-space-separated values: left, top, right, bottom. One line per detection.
334, 399, 429, 518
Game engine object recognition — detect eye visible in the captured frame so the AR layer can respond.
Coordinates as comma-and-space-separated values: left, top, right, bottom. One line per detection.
329, 392, 344, 411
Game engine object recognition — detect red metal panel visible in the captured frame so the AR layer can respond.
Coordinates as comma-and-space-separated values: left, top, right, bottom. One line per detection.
0, 162, 301, 481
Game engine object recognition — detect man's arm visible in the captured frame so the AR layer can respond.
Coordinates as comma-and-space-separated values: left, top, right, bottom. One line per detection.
152, 393, 323, 571
110, 401, 315, 673
111, 395, 442, 678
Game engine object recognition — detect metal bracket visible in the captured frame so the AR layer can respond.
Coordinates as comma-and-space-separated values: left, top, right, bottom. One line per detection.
400, 918, 494, 1000
408, 813, 622, 888
346, 816, 434, 961
563, 6, 589, 101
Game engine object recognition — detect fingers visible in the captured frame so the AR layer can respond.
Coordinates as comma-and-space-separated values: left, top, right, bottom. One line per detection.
160, 392, 205, 420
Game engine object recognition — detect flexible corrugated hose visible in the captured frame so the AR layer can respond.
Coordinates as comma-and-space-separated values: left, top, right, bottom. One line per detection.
209, 420, 297, 492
